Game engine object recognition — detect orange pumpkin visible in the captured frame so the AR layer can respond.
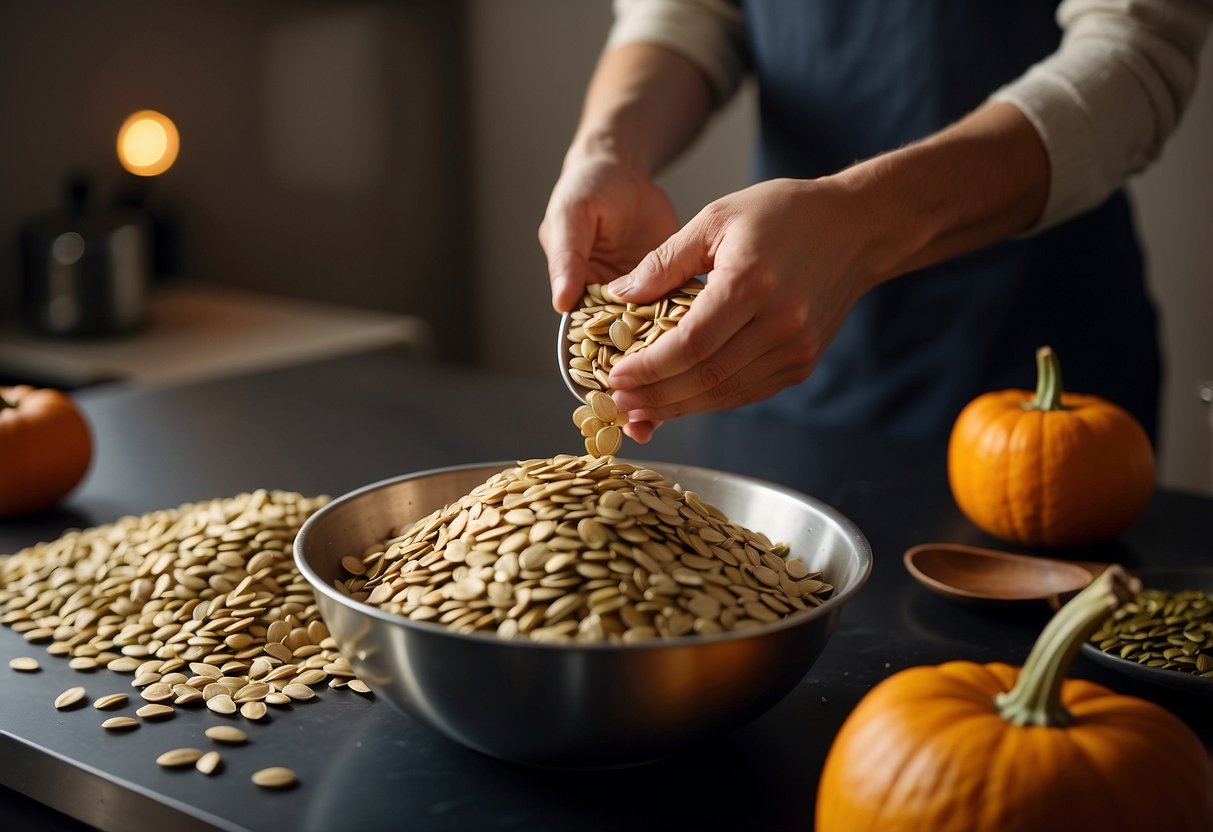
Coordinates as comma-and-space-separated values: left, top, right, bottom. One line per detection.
817, 567, 1213, 832
948, 346, 1155, 548
0, 385, 92, 517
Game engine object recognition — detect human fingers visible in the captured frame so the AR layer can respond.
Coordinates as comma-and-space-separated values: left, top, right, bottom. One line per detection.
538, 198, 597, 313
617, 336, 819, 423
621, 417, 663, 444
608, 262, 759, 394
606, 206, 719, 306
610, 300, 774, 413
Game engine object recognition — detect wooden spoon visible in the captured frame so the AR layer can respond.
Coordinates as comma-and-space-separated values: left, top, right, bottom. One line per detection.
904, 543, 1112, 608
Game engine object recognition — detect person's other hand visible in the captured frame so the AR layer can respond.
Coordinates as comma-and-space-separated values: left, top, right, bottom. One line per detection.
539, 154, 681, 314
605, 177, 879, 441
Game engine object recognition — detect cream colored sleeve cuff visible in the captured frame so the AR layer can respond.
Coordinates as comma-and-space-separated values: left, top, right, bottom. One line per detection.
990, 0, 1213, 232
607, 0, 748, 105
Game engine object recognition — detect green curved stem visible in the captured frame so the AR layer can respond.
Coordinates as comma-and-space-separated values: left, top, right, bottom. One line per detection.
995, 565, 1140, 727
1023, 345, 1066, 412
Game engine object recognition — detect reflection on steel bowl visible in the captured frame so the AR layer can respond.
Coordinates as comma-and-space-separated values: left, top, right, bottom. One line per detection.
295, 460, 872, 768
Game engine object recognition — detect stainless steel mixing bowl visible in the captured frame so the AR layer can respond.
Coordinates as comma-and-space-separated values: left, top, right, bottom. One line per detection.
294, 460, 872, 768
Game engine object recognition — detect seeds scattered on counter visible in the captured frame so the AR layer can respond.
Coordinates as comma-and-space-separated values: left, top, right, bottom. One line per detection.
9, 656, 40, 672
156, 747, 204, 768
205, 725, 248, 744
336, 454, 832, 644
195, 751, 222, 776
94, 693, 129, 710
565, 281, 703, 457
0, 490, 377, 726
54, 686, 87, 710
1, 489, 383, 794
251, 766, 297, 789
1089, 587, 1213, 677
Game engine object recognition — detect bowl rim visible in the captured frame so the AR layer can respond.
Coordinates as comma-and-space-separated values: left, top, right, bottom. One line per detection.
294, 459, 873, 652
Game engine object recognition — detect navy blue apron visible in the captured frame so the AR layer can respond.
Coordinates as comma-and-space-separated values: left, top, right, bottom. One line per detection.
735, 0, 1161, 442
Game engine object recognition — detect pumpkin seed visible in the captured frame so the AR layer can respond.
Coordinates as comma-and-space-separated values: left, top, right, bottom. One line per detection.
206, 694, 237, 714
54, 686, 88, 710
195, 751, 222, 775
94, 693, 129, 710
240, 701, 269, 720
101, 716, 139, 731
282, 683, 315, 701
9, 657, 40, 672
136, 704, 175, 720
251, 766, 297, 789
156, 747, 203, 768
291, 669, 327, 687
174, 687, 204, 705
205, 725, 249, 744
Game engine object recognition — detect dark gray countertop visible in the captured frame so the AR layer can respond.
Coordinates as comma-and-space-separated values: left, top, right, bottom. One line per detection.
2, 346, 1211, 831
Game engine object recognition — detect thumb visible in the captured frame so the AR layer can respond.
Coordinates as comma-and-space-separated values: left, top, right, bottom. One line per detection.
608, 214, 717, 303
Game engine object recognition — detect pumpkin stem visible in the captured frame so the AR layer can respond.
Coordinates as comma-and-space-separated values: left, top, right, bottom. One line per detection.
995, 565, 1140, 727
1023, 345, 1066, 412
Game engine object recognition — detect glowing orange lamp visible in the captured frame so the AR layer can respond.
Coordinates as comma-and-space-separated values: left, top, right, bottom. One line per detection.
116, 110, 179, 177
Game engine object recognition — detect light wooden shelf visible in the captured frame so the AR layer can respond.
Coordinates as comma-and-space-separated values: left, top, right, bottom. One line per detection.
0, 281, 431, 390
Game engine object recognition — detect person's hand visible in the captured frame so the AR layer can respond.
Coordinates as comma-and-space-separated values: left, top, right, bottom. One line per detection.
605, 177, 880, 441
539, 153, 681, 313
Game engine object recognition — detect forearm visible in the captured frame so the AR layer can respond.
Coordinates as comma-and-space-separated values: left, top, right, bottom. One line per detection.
992, 0, 1213, 230
566, 42, 715, 177
837, 102, 1050, 290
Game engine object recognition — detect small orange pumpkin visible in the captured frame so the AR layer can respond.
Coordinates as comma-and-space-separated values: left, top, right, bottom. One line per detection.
0, 385, 92, 517
816, 567, 1213, 831
948, 346, 1155, 548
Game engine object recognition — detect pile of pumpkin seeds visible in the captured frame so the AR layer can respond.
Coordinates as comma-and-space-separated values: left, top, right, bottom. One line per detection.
1, 489, 373, 787
336, 454, 832, 643
1089, 587, 1213, 677
565, 280, 703, 457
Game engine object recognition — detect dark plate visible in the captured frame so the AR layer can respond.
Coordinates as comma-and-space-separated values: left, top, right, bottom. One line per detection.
1080, 566, 1213, 696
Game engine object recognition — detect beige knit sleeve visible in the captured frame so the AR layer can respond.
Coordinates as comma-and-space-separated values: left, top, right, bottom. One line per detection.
606, 0, 748, 104
991, 0, 1213, 232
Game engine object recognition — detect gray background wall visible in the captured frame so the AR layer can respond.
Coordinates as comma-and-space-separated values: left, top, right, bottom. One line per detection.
1, 1, 1209, 494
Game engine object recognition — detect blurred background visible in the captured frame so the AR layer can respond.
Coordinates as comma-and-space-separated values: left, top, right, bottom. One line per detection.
0, 1, 1209, 494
